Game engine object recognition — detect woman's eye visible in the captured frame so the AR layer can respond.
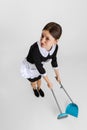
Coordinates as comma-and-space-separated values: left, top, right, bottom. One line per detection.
46, 37, 49, 41
41, 35, 44, 38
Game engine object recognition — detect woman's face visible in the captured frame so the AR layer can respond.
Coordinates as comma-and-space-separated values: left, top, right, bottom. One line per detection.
40, 30, 58, 51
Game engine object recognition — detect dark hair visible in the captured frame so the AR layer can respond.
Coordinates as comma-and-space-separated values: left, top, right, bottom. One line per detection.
42, 22, 62, 40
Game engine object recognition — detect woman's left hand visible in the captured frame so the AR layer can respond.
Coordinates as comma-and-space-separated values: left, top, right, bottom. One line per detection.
55, 76, 61, 84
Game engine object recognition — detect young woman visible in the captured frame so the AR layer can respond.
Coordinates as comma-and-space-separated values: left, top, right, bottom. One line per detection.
21, 22, 62, 97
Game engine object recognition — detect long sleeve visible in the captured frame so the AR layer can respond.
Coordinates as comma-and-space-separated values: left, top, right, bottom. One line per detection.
51, 45, 58, 68
51, 56, 58, 67
30, 46, 46, 75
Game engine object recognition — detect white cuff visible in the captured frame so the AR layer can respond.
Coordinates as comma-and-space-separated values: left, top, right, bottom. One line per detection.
41, 72, 47, 77
53, 67, 58, 70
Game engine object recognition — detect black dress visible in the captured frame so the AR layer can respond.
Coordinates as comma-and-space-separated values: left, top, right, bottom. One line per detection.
21, 41, 58, 82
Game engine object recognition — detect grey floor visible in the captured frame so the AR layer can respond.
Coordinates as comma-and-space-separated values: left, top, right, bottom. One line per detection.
0, 43, 87, 130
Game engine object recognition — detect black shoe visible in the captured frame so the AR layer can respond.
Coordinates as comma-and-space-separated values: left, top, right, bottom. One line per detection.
33, 89, 39, 97
38, 88, 44, 97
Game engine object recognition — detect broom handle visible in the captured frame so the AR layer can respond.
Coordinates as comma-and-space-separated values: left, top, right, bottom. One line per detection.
59, 82, 74, 103
51, 88, 62, 113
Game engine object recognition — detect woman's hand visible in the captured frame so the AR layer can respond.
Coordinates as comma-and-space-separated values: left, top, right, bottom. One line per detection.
47, 81, 53, 89
43, 75, 53, 89
54, 69, 61, 83
55, 76, 61, 84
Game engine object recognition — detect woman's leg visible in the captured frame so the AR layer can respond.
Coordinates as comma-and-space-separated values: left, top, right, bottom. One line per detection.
37, 79, 44, 97
37, 79, 41, 90
31, 81, 39, 97
31, 81, 37, 90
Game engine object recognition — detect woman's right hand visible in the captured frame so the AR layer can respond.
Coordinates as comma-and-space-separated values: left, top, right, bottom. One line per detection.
47, 81, 53, 89
43, 75, 53, 89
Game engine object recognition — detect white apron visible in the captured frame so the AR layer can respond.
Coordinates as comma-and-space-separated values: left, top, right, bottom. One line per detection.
20, 58, 40, 79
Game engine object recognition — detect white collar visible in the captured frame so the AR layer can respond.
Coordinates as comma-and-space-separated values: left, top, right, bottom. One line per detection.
37, 41, 56, 57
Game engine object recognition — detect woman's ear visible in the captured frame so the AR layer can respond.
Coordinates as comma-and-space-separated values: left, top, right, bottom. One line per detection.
55, 39, 58, 44
56, 39, 58, 43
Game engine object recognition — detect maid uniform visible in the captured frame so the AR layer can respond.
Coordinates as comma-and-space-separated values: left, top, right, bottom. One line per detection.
20, 41, 58, 82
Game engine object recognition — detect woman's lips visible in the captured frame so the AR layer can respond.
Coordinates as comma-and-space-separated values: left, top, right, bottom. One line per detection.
41, 43, 44, 46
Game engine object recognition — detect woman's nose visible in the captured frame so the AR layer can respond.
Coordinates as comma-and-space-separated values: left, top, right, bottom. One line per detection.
41, 37, 45, 43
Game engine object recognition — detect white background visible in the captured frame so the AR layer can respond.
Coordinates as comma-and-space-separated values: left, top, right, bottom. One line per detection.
0, 0, 87, 130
